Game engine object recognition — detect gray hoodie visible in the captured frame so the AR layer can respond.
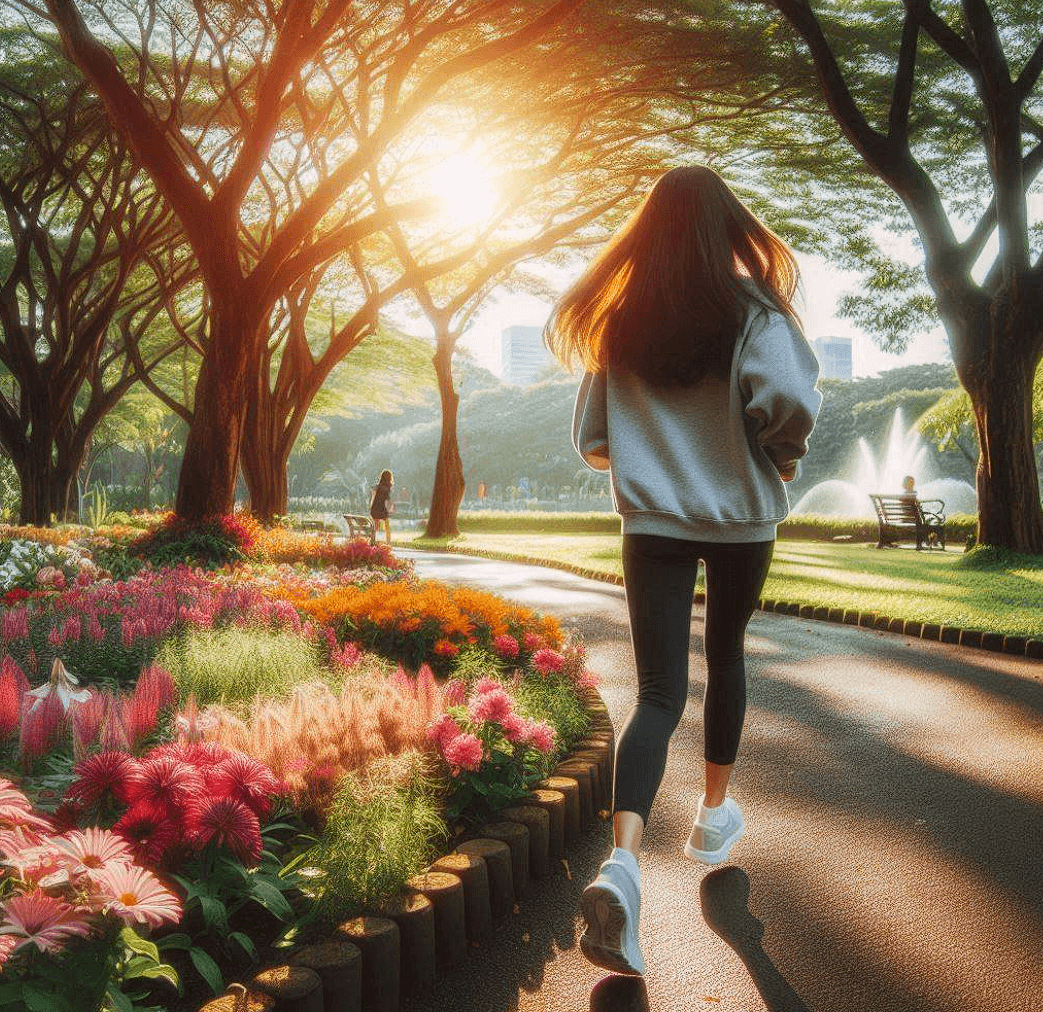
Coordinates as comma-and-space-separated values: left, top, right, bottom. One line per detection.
572, 297, 822, 543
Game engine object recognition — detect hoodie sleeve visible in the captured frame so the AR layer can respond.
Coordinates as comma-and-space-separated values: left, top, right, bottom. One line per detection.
738, 309, 822, 470
572, 370, 611, 471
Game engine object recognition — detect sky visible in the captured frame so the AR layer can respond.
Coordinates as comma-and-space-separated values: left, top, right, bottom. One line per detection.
455, 248, 952, 380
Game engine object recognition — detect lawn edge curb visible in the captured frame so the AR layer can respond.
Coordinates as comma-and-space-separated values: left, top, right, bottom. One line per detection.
406, 543, 1043, 662
195, 686, 615, 1012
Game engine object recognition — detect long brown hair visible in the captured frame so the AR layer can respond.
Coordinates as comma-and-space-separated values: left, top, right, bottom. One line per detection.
544, 165, 801, 386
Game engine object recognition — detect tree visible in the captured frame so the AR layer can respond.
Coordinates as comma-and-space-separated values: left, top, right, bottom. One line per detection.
680, 0, 1043, 550
0, 29, 187, 524
34, 0, 586, 521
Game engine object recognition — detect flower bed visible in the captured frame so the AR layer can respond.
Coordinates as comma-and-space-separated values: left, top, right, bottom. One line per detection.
0, 522, 601, 1010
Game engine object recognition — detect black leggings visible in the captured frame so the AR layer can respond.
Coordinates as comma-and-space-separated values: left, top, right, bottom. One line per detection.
612, 533, 774, 826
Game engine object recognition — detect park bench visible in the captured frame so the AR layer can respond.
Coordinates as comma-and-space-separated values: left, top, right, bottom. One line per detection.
343, 513, 376, 542
869, 493, 946, 551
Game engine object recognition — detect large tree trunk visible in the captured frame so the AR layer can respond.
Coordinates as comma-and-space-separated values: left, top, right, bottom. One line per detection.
954, 289, 1043, 554
964, 351, 1043, 554
241, 391, 290, 525
425, 343, 465, 538
12, 443, 76, 526
175, 302, 260, 521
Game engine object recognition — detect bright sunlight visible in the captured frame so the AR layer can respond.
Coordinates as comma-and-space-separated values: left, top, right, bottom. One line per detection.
428, 152, 500, 228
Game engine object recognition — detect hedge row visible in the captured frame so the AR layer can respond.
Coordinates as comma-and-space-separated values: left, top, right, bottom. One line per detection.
454, 510, 979, 542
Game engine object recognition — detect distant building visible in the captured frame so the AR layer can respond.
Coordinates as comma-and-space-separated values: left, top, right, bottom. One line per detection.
501, 325, 553, 385
810, 336, 853, 380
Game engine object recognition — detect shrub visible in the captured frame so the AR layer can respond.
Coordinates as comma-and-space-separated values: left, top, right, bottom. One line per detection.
309, 752, 446, 923
954, 544, 1043, 571
156, 626, 330, 710
254, 529, 410, 572
130, 513, 261, 569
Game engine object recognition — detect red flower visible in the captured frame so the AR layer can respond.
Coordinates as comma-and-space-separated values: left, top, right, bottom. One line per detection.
68, 752, 141, 806
0, 657, 28, 740
112, 806, 180, 866
186, 796, 262, 865
2, 588, 29, 604
123, 756, 204, 813
204, 753, 280, 818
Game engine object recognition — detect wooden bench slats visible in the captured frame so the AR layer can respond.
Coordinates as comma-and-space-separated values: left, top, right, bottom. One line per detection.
869, 494, 946, 551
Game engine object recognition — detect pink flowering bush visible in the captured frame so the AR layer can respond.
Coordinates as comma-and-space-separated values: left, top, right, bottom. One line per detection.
427, 677, 555, 826
0, 776, 181, 1009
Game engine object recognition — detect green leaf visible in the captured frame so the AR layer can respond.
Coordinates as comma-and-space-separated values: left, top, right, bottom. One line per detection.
188, 947, 224, 995
103, 983, 134, 1012
24, 987, 74, 1012
229, 931, 258, 961
119, 925, 159, 963
199, 894, 229, 933
156, 932, 192, 951
249, 878, 293, 920
136, 963, 181, 990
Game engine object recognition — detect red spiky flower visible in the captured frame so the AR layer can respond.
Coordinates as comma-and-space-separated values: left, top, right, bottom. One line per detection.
123, 756, 204, 814
204, 753, 280, 819
67, 751, 141, 806
185, 796, 262, 865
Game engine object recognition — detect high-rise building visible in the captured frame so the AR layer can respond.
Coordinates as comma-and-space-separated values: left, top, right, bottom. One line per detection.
501, 324, 554, 385
810, 336, 853, 380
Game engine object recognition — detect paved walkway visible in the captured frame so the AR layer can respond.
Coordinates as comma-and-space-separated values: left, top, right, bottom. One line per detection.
397, 549, 1043, 1012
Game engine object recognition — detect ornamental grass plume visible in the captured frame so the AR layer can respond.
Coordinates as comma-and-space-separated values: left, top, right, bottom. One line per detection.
18, 692, 65, 769
0, 657, 28, 739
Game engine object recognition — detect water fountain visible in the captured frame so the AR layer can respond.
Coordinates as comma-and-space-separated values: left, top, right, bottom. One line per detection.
792, 407, 977, 517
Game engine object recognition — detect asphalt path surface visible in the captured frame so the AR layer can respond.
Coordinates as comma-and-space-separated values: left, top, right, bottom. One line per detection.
396, 548, 1043, 1012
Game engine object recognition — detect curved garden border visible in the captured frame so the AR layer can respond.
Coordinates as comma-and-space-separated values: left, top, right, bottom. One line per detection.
407, 544, 1043, 661
197, 686, 616, 1012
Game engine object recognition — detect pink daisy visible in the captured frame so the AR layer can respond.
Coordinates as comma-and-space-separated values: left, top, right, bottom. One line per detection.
0, 779, 52, 832
92, 864, 182, 929
0, 890, 93, 955
53, 828, 134, 878
443, 732, 484, 772
185, 796, 262, 865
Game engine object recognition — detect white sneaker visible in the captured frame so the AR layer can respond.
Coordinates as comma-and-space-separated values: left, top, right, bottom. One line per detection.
579, 853, 645, 975
683, 796, 745, 865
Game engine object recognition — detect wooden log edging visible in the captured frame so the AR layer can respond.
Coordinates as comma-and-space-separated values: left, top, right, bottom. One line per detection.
410, 543, 1043, 661
196, 686, 616, 1012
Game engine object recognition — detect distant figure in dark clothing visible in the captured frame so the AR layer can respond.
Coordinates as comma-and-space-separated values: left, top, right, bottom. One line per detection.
369, 469, 394, 545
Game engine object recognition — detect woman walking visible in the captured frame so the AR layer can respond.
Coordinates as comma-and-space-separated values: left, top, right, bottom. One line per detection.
369, 469, 395, 545
545, 165, 821, 976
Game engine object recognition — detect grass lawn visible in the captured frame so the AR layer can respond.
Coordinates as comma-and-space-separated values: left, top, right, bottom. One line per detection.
401, 532, 1043, 640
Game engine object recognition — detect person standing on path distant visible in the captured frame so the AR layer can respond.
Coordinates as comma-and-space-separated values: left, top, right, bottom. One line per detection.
369, 469, 395, 545
544, 165, 821, 977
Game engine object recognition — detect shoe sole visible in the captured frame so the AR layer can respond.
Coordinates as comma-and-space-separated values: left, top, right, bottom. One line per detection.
683, 824, 745, 865
579, 882, 644, 976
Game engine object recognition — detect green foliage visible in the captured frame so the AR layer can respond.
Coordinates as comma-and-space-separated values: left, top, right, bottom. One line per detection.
166, 822, 305, 995
953, 545, 1043, 572
155, 626, 332, 710
130, 516, 254, 569
81, 483, 111, 529
0, 451, 18, 520
511, 672, 592, 764
309, 757, 446, 923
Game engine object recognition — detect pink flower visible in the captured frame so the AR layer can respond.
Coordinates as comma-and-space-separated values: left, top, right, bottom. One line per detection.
18, 692, 65, 767
0, 890, 92, 955
71, 691, 113, 758
442, 732, 484, 772
468, 686, 513, 725
0, 778, 50, 831
186, 796, 262, 865
53, 828, 134, 878
525, 720, 555, 755
499, 712, 529, 743
1, 606, 29, 642
532, 648, 565, 676
474, 677, 501, 695
522, 632, 544, 651
35, 567, 65, 590
92, 863, 182, 928
426, 713, 462, 749
441, 679, 467, 707
493, 634, 519, 660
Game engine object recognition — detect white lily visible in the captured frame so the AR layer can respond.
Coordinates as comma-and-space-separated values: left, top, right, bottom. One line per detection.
23, 658, 93, 713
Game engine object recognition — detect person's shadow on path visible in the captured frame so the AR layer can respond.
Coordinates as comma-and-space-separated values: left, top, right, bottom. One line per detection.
589, 974, 649, 1011
700, 867, 811, 1012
